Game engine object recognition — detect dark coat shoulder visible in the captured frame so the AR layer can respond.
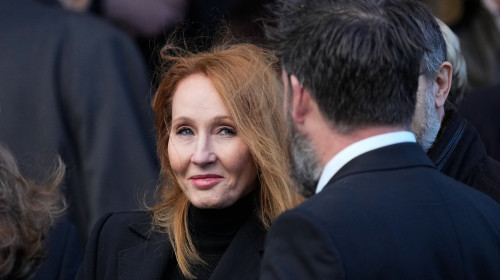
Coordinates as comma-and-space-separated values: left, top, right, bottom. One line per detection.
78, 210, 266, 280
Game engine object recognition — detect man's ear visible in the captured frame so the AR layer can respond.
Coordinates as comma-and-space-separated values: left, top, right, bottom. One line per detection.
289, 75, 311, 124
435, 61, 452, 108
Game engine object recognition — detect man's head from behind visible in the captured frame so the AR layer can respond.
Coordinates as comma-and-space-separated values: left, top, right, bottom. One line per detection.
265, 0, 432, 196
267, 0, 430, 132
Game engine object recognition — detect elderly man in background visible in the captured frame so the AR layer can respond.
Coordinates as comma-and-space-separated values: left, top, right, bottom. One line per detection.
412, 17, 500, 203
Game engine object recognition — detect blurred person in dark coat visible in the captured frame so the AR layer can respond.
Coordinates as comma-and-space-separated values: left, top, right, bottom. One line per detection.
0, 0, 159, 246
58, 0, 270, 82
452, 0, 500, 91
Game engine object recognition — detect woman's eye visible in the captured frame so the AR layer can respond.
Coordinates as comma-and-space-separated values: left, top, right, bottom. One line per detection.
176, 128, 194, 136
218, 127, 236, 136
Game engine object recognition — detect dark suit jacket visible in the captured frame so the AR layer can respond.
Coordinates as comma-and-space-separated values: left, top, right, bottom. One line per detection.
261, 143, 500, 279
0, 0, 159, 241
77, 210, 266, 280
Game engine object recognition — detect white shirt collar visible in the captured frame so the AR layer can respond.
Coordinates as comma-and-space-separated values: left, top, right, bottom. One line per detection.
315, 131, 416, 194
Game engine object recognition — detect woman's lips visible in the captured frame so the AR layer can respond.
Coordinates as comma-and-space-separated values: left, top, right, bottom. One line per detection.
189, 174, 223, 188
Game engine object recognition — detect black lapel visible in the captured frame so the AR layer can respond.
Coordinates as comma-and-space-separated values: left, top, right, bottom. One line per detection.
118, 213, 173, 280
209, 214, 266, 280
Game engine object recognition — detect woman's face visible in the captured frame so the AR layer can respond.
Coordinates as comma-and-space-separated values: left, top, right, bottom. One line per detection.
168, 73, 258, 209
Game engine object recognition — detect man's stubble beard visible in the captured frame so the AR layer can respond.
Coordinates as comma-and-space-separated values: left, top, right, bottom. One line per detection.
413, 83, 441, 152
285, 90, 323, 198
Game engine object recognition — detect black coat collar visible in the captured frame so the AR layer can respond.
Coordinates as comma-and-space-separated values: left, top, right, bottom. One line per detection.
120, 211, 266, 280
119, 212, 172, 280
427, 102, 485, 182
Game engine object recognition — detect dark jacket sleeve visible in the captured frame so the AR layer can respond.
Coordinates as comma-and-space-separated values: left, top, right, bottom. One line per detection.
260, 210, 345, 280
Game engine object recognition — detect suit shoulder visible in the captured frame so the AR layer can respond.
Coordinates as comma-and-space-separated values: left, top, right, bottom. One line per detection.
264, 206, 345, 279
273, 197, 339, 239
435, 169, 500, 206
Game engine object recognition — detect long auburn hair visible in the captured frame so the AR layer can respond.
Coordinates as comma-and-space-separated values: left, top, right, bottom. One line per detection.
151, 42, 303, 278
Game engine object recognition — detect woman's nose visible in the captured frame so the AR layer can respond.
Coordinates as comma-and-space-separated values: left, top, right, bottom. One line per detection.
191, 136, 216, 166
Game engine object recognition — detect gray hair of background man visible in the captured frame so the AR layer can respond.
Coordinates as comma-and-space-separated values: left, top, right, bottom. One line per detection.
436, 18, 468, 105
409, 5, 448, 151
264, 0, 431, 133
418, 14, 447, 84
